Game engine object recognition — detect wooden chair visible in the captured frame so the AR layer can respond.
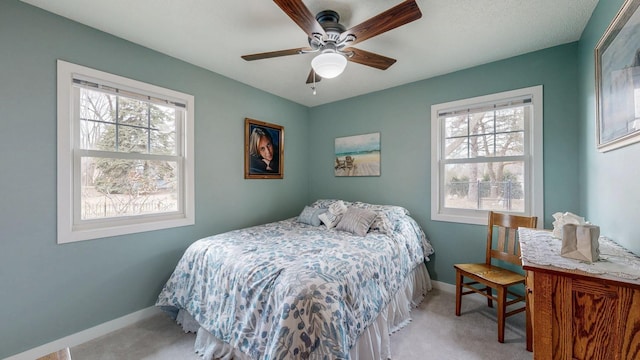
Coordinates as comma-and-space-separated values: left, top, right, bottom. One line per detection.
345, 155, 354, 169
454, 211, 537, 344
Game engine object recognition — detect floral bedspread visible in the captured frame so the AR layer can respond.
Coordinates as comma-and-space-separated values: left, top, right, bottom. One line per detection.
156, 208, 432, 360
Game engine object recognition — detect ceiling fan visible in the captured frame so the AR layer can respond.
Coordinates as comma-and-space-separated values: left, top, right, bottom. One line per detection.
241, 0, 422, 85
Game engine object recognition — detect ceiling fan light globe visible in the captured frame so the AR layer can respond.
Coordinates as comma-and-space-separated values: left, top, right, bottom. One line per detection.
311, 53, 347, 79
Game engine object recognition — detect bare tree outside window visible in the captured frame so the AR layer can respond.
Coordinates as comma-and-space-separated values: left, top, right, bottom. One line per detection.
431, 86, 542, 225
442, 106, 528, 212
78, 87, 180, 220
58, 60, 194, 243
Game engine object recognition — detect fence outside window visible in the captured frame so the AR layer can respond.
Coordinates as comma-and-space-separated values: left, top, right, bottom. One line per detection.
446, 180, 523, 211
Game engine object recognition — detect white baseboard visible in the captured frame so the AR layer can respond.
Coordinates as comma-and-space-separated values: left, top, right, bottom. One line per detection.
430, 280, 456, 293
4, 306, 162, 360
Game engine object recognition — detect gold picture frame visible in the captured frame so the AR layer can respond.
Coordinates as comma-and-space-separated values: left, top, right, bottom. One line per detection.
244, 118, 284, 179
595, 0, 640, 152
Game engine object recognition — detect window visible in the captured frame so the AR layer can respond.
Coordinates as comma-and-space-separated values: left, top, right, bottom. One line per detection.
57, 60, 195, 243
431, 86, 543, 225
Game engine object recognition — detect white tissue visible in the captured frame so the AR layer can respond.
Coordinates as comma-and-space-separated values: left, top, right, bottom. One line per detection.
551, 212, 587, 239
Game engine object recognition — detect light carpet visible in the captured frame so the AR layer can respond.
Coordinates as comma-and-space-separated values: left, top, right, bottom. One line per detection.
71, 288, 532, 360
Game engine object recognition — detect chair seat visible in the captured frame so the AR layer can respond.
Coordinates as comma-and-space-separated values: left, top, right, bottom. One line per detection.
454, 263, 524, 287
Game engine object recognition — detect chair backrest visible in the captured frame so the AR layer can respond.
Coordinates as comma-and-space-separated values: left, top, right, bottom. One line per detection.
485, 211, 538, 266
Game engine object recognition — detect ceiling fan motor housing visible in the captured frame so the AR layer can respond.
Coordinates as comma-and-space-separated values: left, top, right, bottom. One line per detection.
309, 10, 347, 47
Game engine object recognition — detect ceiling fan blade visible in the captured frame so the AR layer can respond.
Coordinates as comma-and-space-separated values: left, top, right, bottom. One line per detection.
341, 0, 422, 46
241, 47, 310, 61
305, 69, 322, 84
273, 0, 327, 38
345, 48, 396, 70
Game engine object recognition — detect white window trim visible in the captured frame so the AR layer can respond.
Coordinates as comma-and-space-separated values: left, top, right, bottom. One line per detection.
57, 60, 195, 243
430, 85, 543, 225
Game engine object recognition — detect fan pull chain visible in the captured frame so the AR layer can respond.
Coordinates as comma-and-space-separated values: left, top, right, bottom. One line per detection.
311, 71, 317, 95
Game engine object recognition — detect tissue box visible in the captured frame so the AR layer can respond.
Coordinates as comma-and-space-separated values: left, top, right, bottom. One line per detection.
560, 224, 600, 262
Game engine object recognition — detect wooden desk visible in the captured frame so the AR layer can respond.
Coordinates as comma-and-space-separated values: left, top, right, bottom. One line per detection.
523, 259, 640, 359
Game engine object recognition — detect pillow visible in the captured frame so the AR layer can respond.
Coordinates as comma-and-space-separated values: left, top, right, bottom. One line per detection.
335, 207, 378, 237
310, 199, 353, 210
348, 201, 410, 216
328, 200, 347, 215
297, 206, 327, 226
310, 199, 339, 209
318, 211, 339, 229
318, 200, 348, 229
370, 212, 393, 235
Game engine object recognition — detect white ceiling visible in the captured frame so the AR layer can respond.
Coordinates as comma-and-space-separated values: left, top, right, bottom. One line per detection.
22, 0, 598, 107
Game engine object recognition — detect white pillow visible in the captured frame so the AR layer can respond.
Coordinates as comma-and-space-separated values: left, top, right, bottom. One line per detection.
319, 200, 348, 229
328, 200, 347, 216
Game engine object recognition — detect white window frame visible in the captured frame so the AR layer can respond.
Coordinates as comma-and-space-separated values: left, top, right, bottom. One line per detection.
430, 85, 543, 225
57, 60, 195, 243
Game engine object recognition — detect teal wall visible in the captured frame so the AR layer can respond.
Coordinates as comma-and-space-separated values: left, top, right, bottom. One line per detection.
5, 0, 622, 358
578, 0, 640, 255
0, 1, 309, 358
308, 44, 581, 285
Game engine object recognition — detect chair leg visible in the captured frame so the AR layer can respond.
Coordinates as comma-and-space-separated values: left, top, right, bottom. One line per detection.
497, 287, 507, 343
455, 271, 462, 316
487, 287, 493, 308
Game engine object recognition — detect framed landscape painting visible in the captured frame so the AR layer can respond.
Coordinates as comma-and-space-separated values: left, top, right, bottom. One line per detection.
334, 132, 380, 177
595, 0, 640, 152
244, 118, 283, 179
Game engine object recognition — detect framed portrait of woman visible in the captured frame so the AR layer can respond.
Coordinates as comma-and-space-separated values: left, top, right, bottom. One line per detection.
244, 118, 284, 179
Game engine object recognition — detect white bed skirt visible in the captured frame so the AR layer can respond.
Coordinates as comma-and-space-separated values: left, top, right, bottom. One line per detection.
176, 264, 432, 360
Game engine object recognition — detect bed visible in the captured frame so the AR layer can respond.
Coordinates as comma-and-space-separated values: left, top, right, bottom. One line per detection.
156, 200, 434, 360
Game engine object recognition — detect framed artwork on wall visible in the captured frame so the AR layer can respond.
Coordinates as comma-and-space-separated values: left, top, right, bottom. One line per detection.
244, 118, 283, 179
595, 0, 640, 152
334, 132, 380, 177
